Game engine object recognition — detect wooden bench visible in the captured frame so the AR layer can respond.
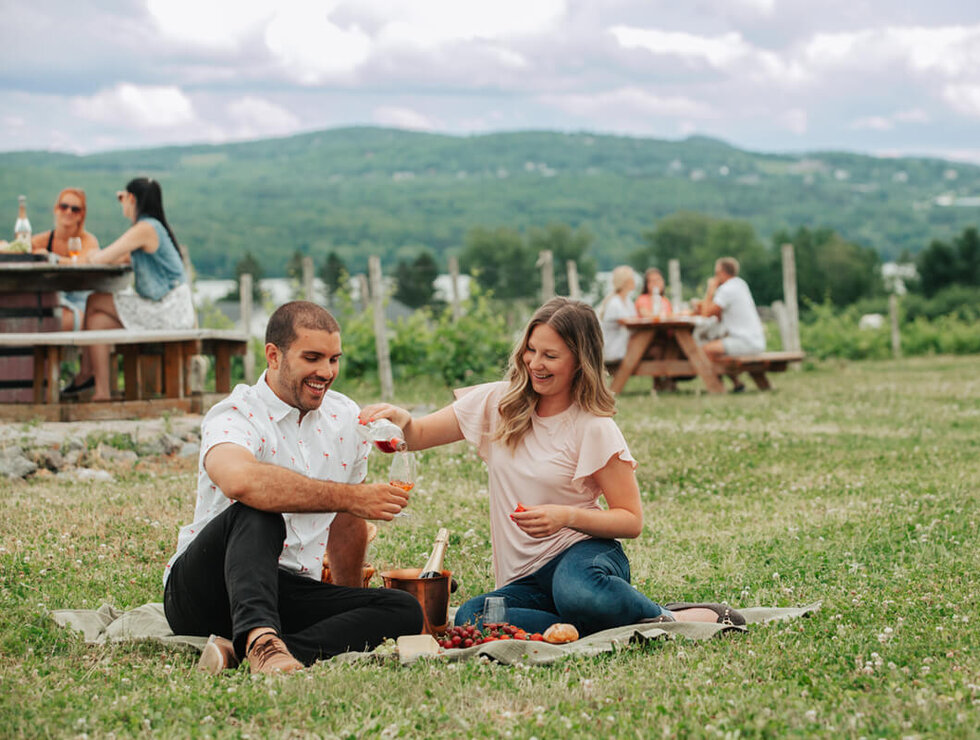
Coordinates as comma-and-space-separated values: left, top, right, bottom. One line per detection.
712, 351, 805, 390
0, 328, 248, 409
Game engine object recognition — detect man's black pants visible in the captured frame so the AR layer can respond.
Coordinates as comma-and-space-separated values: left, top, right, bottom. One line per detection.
163, 503, 423, 664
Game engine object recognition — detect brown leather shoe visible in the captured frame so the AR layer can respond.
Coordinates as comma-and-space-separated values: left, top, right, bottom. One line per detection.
246, 632, 303, 674
197, 634, 238, 674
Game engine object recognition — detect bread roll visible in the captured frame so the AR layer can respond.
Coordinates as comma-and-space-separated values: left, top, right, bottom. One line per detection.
543, 622, 579, 644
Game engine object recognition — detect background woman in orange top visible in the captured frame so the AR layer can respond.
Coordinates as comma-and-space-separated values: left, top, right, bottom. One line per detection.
31, 188, 100, 331
634, 267, 672, 319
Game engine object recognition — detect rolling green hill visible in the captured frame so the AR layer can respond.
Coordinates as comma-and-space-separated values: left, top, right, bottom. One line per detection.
1, 127, 977, 278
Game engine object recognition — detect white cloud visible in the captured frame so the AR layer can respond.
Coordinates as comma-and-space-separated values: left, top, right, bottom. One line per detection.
372, 106, 440, 131
942, 84, 980, 118
147, 0, 274, 49
852, 108, 931, 130
265, 1, 372, 83
609, 25, 804, 83
804, 24, 980, 79
70, 84, 197, 128
366, 0, 565, 48
226, 97, 301, 138
542, 86, 714, 120
895, 108, 930, 124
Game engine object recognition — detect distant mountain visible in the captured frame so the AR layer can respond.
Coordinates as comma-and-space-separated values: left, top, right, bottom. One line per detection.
2, 127, 977, 278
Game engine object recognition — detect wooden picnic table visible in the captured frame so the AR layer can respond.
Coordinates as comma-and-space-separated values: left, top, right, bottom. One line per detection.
608, 316, 726, 394
0, 258, 133, 402
0, 259, 133, 293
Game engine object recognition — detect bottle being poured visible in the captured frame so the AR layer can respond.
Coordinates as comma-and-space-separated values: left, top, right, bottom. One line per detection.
419, 527, 449, 579
357, 418, 407, 453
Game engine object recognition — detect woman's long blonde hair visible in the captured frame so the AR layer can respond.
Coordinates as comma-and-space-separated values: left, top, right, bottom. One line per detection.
597, 265, 635, 319
495, 297, 617, 449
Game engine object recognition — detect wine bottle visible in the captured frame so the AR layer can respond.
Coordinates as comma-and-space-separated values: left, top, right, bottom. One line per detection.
357, 418, 407, 453
14, 195, 31, 247
419, 527, 449, 579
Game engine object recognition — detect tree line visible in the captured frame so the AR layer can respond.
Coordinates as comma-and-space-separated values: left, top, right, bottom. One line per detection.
228, 212, 977, 313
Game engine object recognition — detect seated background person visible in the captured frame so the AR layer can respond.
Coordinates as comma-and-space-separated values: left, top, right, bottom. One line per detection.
31, 188, 100, 331
597, 265, 637, 365
634, 268, 672, 319
696, 257, 765, 391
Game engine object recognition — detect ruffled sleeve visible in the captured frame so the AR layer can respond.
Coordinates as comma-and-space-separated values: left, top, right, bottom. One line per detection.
452, 381, 506, 461
572, 415, 636, 486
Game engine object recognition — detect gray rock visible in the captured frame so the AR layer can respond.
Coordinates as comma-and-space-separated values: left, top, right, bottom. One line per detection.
159, 433, 184, 456
178, 442, 201, 459
62, 467, 114, 482
96, 444, 139, 465
0, 447, 37, 479
60, 436, 86, 455
30, 447, 65, 472
63, 449, 82, 466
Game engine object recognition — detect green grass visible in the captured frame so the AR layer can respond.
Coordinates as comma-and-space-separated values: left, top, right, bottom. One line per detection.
2, 356, 979, 738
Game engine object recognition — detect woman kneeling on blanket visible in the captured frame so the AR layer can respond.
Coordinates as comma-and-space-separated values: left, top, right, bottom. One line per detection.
360, 297, 744, 636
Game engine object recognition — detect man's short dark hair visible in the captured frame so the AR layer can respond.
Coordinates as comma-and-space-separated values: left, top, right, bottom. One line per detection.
717, 257, 740, 277
265, 301, 340, 350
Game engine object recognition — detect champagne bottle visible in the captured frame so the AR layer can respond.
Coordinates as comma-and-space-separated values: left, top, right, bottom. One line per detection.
14, 195, 31, 249
419, 527, 449, 579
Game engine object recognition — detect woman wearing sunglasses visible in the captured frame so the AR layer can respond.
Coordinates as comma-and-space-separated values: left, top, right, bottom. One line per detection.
62, 177, 195, 400
30, 188, 100, 331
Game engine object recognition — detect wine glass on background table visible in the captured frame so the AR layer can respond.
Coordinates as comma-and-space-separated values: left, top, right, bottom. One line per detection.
388, 450, 416, 518
67, 237, 81, 262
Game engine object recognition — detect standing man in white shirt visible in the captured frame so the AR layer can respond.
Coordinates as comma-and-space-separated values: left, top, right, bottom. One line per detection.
163, 301, 422, 675
695, 257, 766, 392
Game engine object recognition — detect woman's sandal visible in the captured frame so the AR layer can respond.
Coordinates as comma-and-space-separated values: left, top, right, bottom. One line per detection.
638, 613, 676, 624
664, 602, 746, 626
60, 376, 94, 399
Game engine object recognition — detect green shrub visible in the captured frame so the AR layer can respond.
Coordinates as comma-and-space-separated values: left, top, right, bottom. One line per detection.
797, 298, 980, 360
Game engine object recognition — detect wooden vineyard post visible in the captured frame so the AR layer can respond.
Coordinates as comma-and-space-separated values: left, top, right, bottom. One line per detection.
567, 260, 580, 300
537, 250, 555, 303
240, 273, 255, 383
781, 243, 801, 354
668, 259, 682, 311
889, 293, 901, 359
368, 256, 394, 400
302, 256, 314, 302
448, 256, 462, 321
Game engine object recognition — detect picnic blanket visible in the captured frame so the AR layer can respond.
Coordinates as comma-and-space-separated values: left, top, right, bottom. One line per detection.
49, 601, 821, 666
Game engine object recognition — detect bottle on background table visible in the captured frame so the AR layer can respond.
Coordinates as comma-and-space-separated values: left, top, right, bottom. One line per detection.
14, 195, 31, 249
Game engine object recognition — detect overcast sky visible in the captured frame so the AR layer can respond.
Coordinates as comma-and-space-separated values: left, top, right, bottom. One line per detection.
2, 0, 979, 162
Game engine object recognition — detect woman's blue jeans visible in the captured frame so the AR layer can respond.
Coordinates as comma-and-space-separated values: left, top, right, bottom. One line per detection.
454, 538, 667, 636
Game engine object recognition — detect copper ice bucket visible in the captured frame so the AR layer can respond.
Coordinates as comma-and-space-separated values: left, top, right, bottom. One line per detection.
380, 568, 451, 636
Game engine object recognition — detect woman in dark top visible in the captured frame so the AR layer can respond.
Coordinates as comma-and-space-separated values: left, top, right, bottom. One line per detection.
62, 178, 194, 401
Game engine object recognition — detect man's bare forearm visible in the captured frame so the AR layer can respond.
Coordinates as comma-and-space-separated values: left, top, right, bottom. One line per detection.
222, 460, 359, 512
205, 445, 409, 521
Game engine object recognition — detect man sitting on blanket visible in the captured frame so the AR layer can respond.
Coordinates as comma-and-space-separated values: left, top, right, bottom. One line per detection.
163, 301, 423, 675
692, 256, 766, 393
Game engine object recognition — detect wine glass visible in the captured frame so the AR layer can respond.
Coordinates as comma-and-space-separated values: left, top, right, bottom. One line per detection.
483, 596, 507, 627
388, 451, 416, 518
67, 237, 81, 262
